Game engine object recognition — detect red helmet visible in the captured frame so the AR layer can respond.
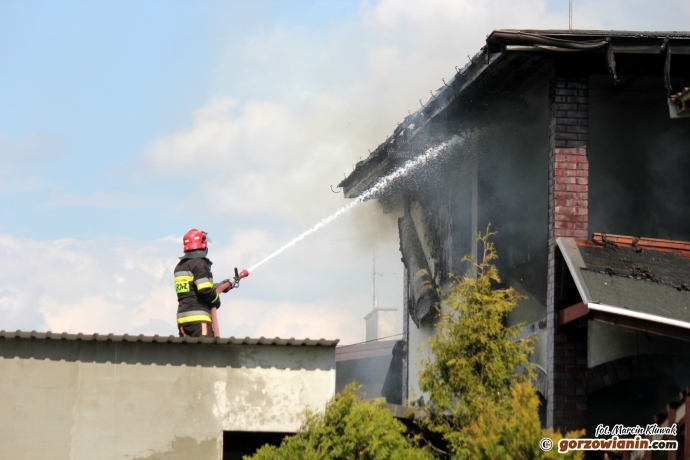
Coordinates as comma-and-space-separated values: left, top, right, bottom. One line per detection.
183, 228, 209, 251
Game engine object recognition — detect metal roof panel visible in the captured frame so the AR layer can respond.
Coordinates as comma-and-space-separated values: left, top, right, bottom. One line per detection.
0, 330, 339, 347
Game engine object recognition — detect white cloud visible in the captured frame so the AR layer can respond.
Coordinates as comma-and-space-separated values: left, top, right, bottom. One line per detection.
0, 221, 403, 344
215, 298, 362, 344
0, 233, 178, 334
145, 95, 359, 226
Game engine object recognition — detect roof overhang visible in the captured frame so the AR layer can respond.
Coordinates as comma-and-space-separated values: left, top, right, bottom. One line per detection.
340, 29, 690, 199
557, 234, 690, 341
487, 30, 690, 54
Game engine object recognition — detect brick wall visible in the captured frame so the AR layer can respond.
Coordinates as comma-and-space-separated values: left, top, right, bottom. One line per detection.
552, 148, 588, 240
546, 76, 590, 432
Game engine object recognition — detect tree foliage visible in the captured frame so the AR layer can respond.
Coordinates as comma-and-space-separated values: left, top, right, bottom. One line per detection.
462, 380, 582, 460
417, 228, 534, 429
416, 228, 584, 459
248, 383, 431, 460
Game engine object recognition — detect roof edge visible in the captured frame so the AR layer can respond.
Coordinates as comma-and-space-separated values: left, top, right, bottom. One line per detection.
557, 237, 593, 304
587, 233, 690, 257
0, 330, 339, 347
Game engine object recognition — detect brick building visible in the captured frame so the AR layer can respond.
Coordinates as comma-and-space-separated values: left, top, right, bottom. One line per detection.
339, 30, 690, 434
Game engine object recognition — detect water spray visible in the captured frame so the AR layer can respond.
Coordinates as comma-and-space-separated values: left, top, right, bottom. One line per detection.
246, 135, 464, 273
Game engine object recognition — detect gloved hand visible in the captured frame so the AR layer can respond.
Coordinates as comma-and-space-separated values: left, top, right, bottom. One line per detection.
213, 279, 232, 293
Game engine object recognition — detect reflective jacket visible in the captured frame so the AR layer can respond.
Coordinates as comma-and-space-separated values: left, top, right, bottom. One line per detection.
174, 255, 220, 326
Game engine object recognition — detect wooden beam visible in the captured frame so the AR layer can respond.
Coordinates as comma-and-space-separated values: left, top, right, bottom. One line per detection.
559, 302, 588, 325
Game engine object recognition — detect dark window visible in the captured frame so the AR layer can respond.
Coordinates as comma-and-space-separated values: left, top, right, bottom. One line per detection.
223, 431, 290, 460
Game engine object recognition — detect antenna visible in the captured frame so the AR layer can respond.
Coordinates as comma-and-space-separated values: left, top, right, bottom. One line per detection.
372, 249, 388, 310
569, 0, 572, 30
372, 250, 382, 310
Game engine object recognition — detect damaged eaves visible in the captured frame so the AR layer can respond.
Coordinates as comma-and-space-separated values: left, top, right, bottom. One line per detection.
580, 233, 690, 292
338, 46, 502, 198
487, 29, 690, 54
340, 29, 690, 199
340, 50, 548, 197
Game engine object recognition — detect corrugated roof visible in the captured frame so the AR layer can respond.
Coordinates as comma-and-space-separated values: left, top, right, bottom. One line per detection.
0, 330, 339, 347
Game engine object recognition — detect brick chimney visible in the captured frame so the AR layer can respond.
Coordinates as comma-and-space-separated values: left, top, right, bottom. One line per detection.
546, 76, 589, 432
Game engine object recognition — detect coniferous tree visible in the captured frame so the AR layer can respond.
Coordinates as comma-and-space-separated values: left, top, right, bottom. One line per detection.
416, 228, 584, 459
249, 383, 431, 460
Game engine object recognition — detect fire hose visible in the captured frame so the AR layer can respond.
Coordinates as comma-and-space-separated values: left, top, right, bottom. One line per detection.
212, 267, 249, 338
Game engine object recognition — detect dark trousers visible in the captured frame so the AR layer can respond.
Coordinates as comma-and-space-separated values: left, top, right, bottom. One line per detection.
178, 322, 214, 337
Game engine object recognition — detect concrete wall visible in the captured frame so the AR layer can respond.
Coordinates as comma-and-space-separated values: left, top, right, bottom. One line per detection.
0, 336, 335, 460
406, 314, 441, 402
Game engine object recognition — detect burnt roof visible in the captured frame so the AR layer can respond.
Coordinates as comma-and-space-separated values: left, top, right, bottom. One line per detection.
0, 330, 339, 347
487, 29, 690, 43
558, 234, 690, 340
340, 29, 690, 199
580, 233, 690, 291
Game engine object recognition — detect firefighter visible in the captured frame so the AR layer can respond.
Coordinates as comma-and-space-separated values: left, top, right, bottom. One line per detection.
174, 228, 230, 337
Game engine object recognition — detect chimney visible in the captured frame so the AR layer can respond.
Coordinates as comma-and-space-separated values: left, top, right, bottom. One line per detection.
546, 75, 589, 433
364, 308, 397, 342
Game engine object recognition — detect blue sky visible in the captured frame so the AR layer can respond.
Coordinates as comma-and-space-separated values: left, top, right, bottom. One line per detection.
0, 1, 361, 238
1, 0, 688, 342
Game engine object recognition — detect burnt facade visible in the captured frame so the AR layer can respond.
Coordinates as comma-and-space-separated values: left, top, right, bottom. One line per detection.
340, 30, 690, 435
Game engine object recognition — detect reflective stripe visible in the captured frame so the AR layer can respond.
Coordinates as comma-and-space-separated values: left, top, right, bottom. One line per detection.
211, 293, 219, 303
174, 271, 193, 277
177, 310, 211, 318
174, 275, 194, 283
177, 315, 212, 324
194, 277, 212, 286
196, 282, 214, 290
